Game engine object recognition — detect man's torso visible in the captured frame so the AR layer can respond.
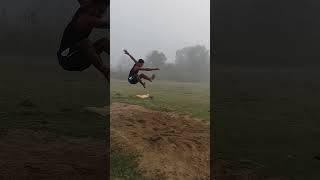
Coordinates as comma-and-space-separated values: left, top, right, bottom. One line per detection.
58, 8, 93, 54
129, 64, 140, 78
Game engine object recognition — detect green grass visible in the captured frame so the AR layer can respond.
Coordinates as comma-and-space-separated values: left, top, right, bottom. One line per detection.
111, 147, 152, 180
110, 79, 209, 179
0, 60, 145, 179
110, 79, 210, 121
0, 61, 108, 138
0, 60, 210, 179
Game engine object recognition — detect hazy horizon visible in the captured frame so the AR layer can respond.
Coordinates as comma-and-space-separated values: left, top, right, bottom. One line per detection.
110, 0, 210, 68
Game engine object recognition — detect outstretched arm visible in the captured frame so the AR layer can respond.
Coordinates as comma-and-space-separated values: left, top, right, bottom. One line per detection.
78, 0, 91, 6
87, 16, 109, 29
138, 67, 160, 71
124, 49, 138, 63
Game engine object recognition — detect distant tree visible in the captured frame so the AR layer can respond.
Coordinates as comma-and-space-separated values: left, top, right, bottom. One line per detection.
159, 62, 177, 80
176, 45, 209, 66
116, 55, 133, 73
175, 45, 210, 82
145, 50, 167, 68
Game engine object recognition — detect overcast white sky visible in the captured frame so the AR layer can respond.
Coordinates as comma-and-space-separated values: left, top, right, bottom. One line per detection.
110, 0, 210, 67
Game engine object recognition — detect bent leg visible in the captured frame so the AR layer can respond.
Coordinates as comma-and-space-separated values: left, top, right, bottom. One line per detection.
139, 73, 152, 82
137, 77, 146, 88
79, 38, 109, 81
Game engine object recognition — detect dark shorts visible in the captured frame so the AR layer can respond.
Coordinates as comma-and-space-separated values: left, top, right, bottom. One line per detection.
57, 47, 91, 71
128, 75, 139, 84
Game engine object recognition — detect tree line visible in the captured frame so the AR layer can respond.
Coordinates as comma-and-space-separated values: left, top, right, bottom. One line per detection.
112, 45, 210, 83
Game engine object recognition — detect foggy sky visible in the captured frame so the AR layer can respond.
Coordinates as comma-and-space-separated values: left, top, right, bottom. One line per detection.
110, 0, 210, 67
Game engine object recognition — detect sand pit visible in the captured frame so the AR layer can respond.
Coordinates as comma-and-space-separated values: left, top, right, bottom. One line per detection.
110, 103, 210, 180
0, 129, 108, 180
136, 94, 154, 99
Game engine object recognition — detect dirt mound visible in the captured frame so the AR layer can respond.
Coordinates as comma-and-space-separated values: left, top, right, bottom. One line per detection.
110, 103, 210, 180
0, 129, 108, 180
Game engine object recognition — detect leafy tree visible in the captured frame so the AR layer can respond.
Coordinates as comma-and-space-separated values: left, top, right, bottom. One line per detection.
145, 50, 167, 68
175, 45, 210, 81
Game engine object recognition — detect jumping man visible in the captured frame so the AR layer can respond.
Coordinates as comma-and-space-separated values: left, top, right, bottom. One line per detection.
57, 0, 110, 81
124, 49, 159, 88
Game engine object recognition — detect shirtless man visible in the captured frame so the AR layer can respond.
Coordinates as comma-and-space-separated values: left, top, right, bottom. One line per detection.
124, 49, 159, 88
57, 0, 110, 81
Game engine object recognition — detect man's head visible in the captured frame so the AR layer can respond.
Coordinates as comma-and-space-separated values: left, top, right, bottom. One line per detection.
86, 0, 108, 18
78, 0, 90, 6
137, 59, 144, 67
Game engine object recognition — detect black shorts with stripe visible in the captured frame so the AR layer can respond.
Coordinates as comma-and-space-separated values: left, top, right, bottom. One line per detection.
128, 74, 139, 84
57, 46, 91, 71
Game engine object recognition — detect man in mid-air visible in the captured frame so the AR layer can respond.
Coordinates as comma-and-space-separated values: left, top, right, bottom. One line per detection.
57, 0, 110, 81
124, 49, 159, 88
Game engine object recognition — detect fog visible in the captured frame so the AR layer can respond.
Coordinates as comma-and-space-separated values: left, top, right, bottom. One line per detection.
110, 0, 210, 68
0, 0, 209, 82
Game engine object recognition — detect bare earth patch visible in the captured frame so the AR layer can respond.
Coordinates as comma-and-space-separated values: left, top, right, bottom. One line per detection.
110, 103, 210, 180
0, 129, 108, 180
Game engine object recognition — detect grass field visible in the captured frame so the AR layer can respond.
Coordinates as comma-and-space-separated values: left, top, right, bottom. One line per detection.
110, 78, 210, 179
8, 57, 320, 179
6, 58, 320, 179
0, 59, 210, 179
111, 79, 210, 121
0, 60, 108, 138
0, 60, 147, 179
214, 66, 320, 179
